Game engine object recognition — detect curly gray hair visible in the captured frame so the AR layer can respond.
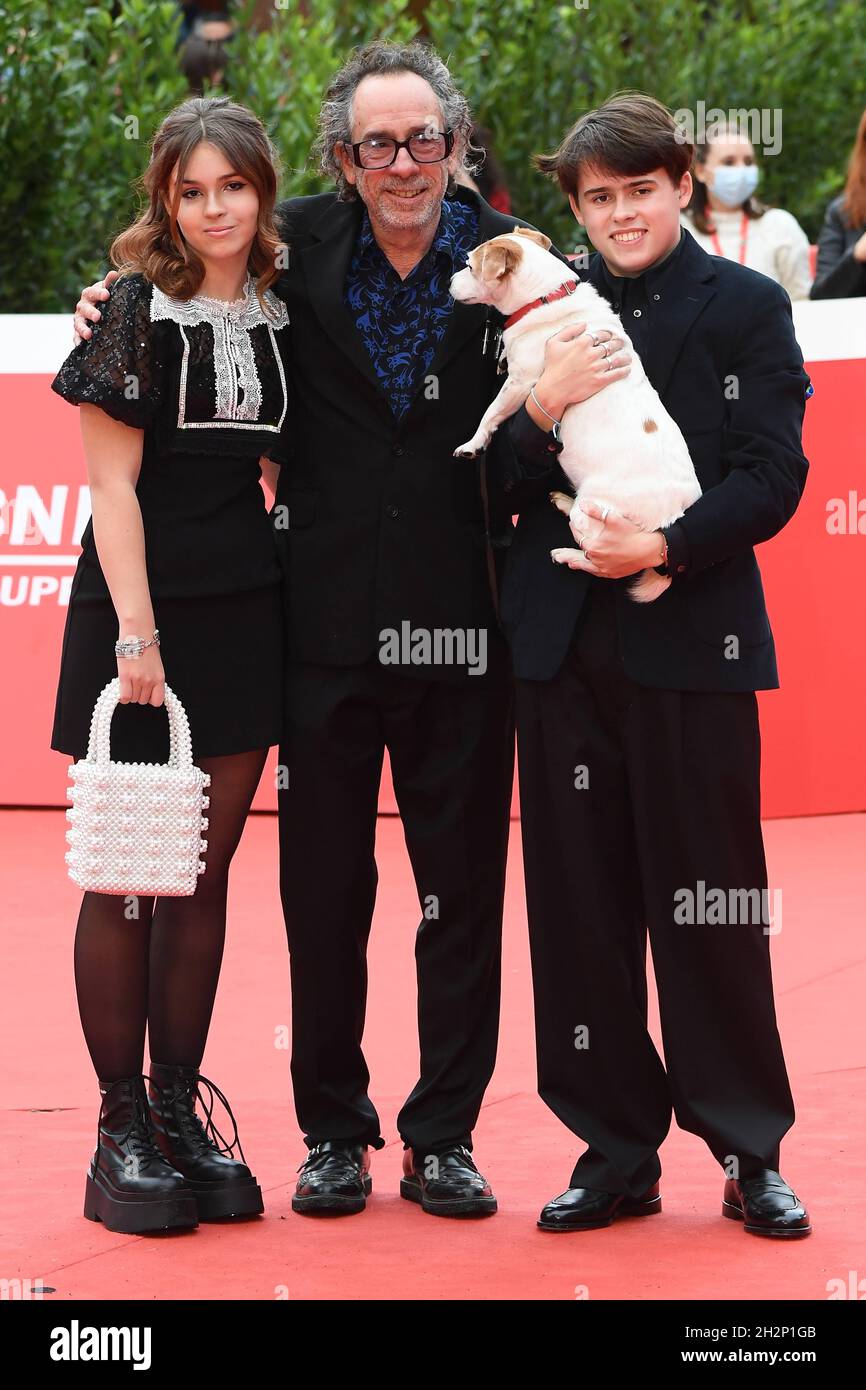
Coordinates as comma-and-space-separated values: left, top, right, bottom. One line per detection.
313, 39, 484, 200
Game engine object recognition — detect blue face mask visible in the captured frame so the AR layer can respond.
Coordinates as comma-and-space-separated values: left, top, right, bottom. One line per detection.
710, 163, 760, 208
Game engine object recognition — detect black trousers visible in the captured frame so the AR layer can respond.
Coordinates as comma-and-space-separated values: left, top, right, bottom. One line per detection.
514, 580, 795, 1197
277, 659, 514, 1153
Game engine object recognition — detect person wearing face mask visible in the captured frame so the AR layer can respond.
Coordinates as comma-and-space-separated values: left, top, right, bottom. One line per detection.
683, 126, 812, 300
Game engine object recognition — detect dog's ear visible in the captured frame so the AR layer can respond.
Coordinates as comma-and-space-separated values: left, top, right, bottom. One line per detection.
479, 236, 523, 280
512, 225, 552, 252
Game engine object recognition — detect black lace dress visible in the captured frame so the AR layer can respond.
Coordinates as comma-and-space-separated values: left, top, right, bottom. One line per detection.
50, 270, 289, 762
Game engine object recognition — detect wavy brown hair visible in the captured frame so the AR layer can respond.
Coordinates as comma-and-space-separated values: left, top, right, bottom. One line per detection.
687, 125, 766, 235
534, 92, 693, 196
841, 106, 866, 229
110, 96, 284, 318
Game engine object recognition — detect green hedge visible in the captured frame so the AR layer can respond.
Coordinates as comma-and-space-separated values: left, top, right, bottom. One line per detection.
2, 0, 864, 311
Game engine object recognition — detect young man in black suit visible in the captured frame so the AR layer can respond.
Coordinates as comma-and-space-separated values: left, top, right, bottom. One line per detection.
499, 93, 812, 1236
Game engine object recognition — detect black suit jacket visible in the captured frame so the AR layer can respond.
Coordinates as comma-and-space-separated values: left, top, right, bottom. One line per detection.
270, 187, 546, 684
497, 231, 811, 691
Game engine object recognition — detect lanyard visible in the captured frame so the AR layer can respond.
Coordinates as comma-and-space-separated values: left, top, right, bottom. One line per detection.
709, 211, 749, 264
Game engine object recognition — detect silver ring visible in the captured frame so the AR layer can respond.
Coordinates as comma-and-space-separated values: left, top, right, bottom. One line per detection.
602, 342, 610, 358
601, 505, 610, 523
589, 332, 600, 347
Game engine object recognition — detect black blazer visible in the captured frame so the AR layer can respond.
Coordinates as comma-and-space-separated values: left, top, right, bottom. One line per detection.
496, 231, 811, 692
810, 194, 866, 299
270, 188, 545, 684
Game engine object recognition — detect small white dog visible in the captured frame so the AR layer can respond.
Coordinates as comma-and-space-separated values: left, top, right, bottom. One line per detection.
450, 227, 701, 601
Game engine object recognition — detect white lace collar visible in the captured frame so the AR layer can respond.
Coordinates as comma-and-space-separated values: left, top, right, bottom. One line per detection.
150, 274, 289, 331
146, 273, 289, 430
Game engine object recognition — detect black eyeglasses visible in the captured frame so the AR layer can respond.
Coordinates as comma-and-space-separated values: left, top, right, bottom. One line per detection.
344, 129, 455, 170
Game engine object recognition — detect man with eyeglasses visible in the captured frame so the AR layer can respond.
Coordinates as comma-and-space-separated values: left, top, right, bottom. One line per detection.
73, 40, 626, 1220
270, 41, 630, 1220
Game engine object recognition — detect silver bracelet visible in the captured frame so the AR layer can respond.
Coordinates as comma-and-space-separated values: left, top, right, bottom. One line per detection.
115, 629, 160, 660
530, 385, 562, 438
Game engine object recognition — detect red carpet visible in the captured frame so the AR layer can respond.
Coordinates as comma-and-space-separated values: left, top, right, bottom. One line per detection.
1, 807, 863, 1300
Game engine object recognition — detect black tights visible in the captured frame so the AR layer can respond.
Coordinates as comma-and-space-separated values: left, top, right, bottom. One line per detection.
73, 748, 268, 1082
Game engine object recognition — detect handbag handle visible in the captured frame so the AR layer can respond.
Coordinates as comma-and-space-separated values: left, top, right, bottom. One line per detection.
84, 677, 194, 769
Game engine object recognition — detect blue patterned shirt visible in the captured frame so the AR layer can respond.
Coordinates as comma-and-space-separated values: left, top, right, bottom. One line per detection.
344, 195, 480, 419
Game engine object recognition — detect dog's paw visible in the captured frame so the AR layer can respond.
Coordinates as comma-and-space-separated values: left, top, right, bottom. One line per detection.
453, 437, 488, 458
549, 490, 575, 516
550, 546, 586, 568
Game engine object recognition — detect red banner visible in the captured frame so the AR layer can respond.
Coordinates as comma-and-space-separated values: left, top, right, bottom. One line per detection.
2, 302, 864, 817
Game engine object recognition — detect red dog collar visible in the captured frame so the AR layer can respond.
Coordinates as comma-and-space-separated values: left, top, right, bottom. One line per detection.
503, 278, 580, 330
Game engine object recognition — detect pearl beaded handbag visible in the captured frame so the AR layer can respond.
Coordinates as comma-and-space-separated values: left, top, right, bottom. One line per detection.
65, 678, 210, 896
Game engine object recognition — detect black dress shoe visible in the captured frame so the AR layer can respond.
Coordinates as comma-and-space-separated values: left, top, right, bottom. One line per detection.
292, 1141, 372, 1215
84, 1076, 198, 1235
722, 1169, 811, 1237
147, 1063, 263, 1221
538, 1182, 662, 1231
400, 1144, 497, 1217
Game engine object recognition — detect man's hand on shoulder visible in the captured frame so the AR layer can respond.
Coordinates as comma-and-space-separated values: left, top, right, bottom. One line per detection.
73, 269, 119, 346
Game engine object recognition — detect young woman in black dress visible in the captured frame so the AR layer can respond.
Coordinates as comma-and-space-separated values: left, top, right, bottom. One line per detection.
51, 97, 289, 1234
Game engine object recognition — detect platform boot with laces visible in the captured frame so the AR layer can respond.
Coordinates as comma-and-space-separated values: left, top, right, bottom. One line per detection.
147, 1062, 263, 1220
83, 1075, 199, 1234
